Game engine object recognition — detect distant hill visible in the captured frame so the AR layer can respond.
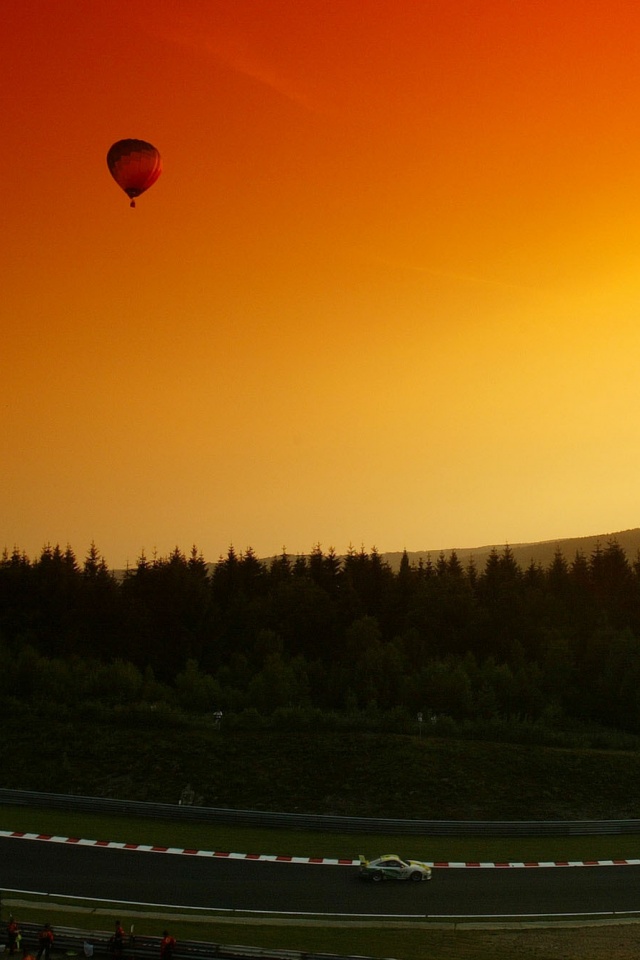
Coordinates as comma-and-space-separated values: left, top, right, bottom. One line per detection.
381, 527, 640, 573
114, 528, 640, 577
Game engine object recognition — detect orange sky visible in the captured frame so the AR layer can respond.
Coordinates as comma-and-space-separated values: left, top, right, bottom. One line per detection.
4, 0, 640, 568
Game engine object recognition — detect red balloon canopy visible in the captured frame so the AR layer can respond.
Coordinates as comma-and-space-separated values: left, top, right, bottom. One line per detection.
107, 139, 162, 207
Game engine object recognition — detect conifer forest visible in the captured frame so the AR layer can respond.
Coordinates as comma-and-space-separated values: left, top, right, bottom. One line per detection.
2, 539, 640, 738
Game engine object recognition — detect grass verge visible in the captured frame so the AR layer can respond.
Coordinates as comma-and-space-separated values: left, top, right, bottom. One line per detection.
3, 805, 640, 864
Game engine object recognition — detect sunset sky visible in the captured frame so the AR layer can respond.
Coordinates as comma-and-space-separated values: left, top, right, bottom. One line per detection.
4, 0, 640, 569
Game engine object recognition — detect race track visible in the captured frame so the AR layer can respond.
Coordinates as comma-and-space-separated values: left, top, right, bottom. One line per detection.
3, 836, 640, 920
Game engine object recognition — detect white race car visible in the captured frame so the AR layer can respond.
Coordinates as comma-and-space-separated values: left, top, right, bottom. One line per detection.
358, 854, 432, 882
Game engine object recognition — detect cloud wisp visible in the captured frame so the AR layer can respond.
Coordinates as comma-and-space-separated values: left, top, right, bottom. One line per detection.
146, 14, 330, 114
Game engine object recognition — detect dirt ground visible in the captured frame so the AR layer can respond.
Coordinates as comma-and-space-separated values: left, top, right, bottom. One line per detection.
463, 922, 640, 959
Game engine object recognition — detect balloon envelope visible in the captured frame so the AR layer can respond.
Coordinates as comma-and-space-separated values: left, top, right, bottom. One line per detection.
107, 139, 162, 206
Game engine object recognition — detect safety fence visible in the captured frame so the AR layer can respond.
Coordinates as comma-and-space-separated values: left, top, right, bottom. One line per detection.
1, 788, 639, 836
0, 919, 352, 960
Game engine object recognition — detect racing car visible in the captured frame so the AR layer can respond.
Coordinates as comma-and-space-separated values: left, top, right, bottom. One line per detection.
358, 854, 432, 882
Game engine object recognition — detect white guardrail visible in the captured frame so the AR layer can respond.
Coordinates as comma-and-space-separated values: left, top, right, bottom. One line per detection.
1, 788, 639, 836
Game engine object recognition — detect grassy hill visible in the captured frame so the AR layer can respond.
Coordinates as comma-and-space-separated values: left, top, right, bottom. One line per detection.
2, 714, 640, 821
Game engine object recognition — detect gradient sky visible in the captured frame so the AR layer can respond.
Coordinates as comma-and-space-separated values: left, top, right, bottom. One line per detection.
4, 0, 640, 568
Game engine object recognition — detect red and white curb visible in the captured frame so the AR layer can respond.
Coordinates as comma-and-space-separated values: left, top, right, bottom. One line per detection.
2, 831, 638, 869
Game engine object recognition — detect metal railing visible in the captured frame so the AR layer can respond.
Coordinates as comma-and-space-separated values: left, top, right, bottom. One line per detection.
5, 921, 352, 960
1, 788, 639, 836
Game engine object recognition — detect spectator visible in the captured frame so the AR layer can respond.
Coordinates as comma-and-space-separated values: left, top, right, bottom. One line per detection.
6, 917, 21, 955
160, 931, 176, 960
36, 925, 54, 960
109, 921, 125, 959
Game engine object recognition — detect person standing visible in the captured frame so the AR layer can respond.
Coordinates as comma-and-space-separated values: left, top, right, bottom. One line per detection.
110, 921, 125, 960
6, 917, 21, 955
36, 924, 54, 960
159, 931, 175, 960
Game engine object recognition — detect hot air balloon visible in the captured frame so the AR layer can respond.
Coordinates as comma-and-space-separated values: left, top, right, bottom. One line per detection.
107, 139, 162, 207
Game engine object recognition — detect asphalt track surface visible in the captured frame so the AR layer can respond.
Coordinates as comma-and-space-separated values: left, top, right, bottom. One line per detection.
3, 837, 640, 920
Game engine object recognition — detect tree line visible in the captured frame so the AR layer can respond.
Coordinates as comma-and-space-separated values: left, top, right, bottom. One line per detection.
2, 539, 640, 733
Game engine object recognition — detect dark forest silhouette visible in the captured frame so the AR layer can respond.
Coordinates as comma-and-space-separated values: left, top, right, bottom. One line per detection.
2, 539, 640, 734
